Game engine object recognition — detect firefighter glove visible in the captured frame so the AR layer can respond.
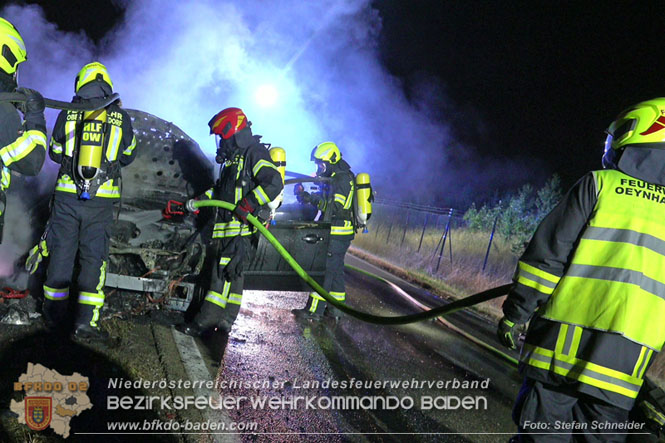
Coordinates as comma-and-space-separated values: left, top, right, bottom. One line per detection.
639, 400, 665, 437
17, 88, 45, 114
497, 317, 519, 350
25, 239, 49, 274
234, 197, 255, 224
16, 87, 46, 133
221, 237, 246, 281
294, 184, 311, 204
163, 200, 185, 219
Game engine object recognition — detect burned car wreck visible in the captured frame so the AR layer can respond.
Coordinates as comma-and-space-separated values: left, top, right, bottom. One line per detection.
95, 109, 330, 314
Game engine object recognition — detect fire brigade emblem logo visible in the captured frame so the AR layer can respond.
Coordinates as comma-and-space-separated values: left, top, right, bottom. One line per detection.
25, 397, 52, 431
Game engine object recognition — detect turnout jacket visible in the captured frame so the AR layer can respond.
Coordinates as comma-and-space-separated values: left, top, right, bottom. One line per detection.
504, 168, 665, 410
49, 98, 137, 205
310, 160, 355, 238
0, 101, 46, 192
202, 139, 283, 239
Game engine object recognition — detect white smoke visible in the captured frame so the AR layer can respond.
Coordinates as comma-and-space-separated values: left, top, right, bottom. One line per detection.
4, 0, 457, 189
0, 0, 537, 279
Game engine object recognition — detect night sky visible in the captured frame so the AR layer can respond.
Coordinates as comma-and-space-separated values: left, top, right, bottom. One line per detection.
12, 0, 665, 200
375, 1, 665, 190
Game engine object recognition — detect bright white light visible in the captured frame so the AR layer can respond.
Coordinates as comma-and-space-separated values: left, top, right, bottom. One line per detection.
254, 84, 279, 108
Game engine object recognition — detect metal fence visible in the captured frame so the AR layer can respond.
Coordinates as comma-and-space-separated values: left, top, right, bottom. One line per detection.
365, 199, 501, 273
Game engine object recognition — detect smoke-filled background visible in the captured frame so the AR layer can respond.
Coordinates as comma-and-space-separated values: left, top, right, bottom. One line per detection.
0, 0, 545, 279
3, 0, 538, 197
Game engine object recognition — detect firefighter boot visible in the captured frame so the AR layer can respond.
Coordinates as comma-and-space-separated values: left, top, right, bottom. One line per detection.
324, 304, 342, 321
178, 300, 232, 337
292, 293, 325, 321
72, 323, 112, 344
176, 321, 208, 338
177, 319, 232, 337
42, 299, 69, 334
72, 303, 114, 346
219, 303, 240, 332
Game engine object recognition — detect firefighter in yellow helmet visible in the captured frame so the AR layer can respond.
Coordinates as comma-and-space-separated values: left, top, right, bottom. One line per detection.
42, 62, 137, 343
0, 17, 46, 241
497, 98, 665, 441
170, 107, 284, 337
292, 141, 355, 320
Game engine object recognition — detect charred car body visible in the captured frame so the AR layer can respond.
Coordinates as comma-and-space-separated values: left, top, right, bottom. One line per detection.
98, 109, 330, 312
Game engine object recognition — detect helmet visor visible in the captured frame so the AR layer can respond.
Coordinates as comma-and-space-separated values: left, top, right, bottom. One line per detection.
315, 160, 326, 176
603, 132, 613, 157
602, 132, 620, 169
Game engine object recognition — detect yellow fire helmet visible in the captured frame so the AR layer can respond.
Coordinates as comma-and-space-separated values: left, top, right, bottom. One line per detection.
75, 61, 113, 93
603, 97, 665, 168
311, 141, 341, 164
0, 17, 27, 75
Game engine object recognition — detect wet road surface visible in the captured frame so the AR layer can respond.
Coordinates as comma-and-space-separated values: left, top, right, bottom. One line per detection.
202, 254, 522, 442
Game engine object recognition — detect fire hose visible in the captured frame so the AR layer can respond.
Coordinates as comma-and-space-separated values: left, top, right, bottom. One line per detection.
0, 91, 120, 111
193, 199, 512, 325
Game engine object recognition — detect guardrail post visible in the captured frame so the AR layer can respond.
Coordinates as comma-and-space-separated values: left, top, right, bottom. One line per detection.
482, 214, 499, 272
417, 213, 429, 252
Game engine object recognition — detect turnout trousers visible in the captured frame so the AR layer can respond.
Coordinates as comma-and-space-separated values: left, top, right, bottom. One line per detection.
194, 235, 256, 331
305, 236, 351, 315
42, 198, 113, 328
513, 378, 632, 443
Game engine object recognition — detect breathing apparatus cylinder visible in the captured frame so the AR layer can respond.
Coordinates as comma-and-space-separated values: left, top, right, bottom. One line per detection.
268, 147, 286, 212
76, 109, 106, 199
355, 172, 372, 231
269, 147, 286, 182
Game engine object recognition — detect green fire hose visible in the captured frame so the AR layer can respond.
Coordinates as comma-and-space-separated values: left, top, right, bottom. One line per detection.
194, 199, 512, 326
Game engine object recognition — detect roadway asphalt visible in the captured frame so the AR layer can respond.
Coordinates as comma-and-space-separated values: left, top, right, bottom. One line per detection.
200, 254, 522, 442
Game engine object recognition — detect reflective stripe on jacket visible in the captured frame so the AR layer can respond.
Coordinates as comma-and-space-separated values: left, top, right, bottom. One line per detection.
0, 102, 47, 184
506, 169, 665, 409
312, 168, 355, 237
540, 169, 665, 350
201, 142, 282, 240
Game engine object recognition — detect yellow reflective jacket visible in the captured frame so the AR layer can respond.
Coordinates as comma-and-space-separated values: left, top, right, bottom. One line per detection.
201, 142, 283, 240
0, 101, 47, 192
504, 169, 665, 409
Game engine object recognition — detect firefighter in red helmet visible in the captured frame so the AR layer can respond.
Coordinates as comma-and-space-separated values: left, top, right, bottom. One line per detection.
169, 107, 283, 337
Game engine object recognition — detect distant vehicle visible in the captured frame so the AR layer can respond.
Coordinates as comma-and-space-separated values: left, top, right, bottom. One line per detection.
104, 109, 330, 312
